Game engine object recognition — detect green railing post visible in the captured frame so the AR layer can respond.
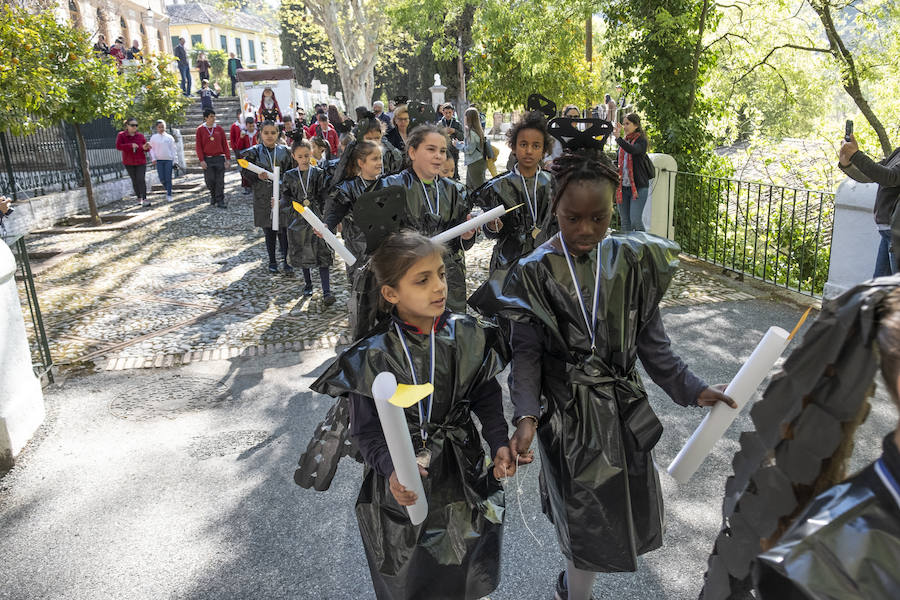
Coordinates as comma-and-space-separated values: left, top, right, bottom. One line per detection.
14, 237, 54, 384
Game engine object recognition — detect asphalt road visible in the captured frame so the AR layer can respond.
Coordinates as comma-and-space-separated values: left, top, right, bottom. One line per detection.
0, 298, 894, 600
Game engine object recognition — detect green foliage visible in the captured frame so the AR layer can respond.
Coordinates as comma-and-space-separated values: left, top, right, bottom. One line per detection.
279, 1, 342, 91
0, 5, 100, 134
467, 1, 610, 110
601, 0, 726, 175
122, 53, 191, 129
372, 28, 460, 104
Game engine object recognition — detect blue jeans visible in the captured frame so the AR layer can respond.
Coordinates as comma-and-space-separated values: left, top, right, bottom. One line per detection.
155, 159, 173, 196
619, 186, 649, 232
874, 229, 896, 277
179, 64, 192, 96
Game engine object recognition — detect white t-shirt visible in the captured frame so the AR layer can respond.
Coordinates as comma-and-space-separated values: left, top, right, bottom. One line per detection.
149, 132, 177, 161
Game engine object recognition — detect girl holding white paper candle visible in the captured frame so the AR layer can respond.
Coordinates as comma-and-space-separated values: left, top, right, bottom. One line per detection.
239, 121, 294, 274
469, 145, 735, 600
282, 139, 335, 304
310, 232, 514, 600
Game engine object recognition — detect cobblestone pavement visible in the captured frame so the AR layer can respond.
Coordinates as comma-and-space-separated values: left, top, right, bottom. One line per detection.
19, 169, 761, 372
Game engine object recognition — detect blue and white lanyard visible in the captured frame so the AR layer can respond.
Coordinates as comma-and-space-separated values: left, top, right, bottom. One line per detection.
514, 164, 541, 226
874, 457, 900, 510
421, 180, 440, 216
558, 235, 602, 349
394, 321, 436, 442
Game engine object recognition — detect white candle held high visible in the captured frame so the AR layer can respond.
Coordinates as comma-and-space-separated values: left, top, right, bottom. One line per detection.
667, 326, 790, 483
430, 203, 521, 245
291, 201, 357, 267
371, 372, 431, 525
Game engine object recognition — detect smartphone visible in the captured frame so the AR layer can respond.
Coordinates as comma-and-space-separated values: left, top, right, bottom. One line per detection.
844, 120, 853, 142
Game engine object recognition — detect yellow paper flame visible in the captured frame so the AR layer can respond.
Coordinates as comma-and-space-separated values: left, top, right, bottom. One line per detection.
388, 383, 434, 408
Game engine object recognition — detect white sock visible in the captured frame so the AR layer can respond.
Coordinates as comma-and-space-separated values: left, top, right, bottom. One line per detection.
566, 561, 597, 600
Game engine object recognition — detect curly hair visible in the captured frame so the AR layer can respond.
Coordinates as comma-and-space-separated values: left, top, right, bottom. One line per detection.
506, 111, 554, 155
548, 149, 620, 214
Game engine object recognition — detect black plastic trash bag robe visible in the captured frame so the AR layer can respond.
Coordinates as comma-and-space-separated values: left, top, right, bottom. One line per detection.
469, 232, 680, 572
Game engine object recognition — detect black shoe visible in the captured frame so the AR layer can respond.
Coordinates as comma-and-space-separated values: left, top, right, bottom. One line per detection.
554, 570, 594, 600
323, 293, 336, 306
268, 262, 278, 274
302, 284, 313, 296
217, 203, 227, 209
282, 261, 294, 276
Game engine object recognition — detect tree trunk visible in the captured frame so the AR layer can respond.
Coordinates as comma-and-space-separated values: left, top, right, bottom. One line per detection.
686, 0, 711, 117
456, 33, 466, 111
74, 124, 101, 226
585, 15, 593, 111
305, 0, 380, 111
810, 0, 893, 156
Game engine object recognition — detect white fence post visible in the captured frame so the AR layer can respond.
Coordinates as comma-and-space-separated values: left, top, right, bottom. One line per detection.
0, 242, 45, 469
823, 178, 879, 300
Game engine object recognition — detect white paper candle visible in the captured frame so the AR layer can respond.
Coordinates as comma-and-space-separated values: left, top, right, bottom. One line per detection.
430, 203, 514, 245
667, 326, 790, 483
292, 202, 358, 267
371, 372, 429, 525
272, 165, 280, 231
236, 158, 274, 180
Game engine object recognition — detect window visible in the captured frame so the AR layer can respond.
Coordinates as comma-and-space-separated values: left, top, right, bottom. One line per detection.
68, 1, 82, 28
220, 35, 228, 52
235, 38, 242, 60
190, 34, 202, 48
139, 24, 148, 52
158, 31, 164, 52
171, 36, 180, 51
248, 40, 256, 63
120, 16, 128, 42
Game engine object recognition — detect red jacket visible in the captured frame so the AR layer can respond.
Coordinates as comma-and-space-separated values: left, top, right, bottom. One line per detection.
195, 124, 231, 162
306, 123, 339, 155
233, 130, 258, 155
230, 122, 242, 151
116, 131, 148, 166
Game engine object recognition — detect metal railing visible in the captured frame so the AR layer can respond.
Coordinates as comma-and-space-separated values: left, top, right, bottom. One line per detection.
668, 170, 834, 297
0, 118, 126, 200
6, 235, 54, 384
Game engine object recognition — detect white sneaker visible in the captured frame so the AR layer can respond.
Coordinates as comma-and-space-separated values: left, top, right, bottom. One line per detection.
166, 195, 173, 203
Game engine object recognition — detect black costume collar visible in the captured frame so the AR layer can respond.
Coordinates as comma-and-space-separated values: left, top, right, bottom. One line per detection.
390, 309, 450, 334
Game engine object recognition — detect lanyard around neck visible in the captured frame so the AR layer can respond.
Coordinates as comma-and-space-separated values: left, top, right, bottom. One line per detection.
298, 168, 312, 197
421, 179, 440, 216
558, 234, 602, 349
263, 145, 276, 171
514, 165, 541, 225
394, 321, 436, 441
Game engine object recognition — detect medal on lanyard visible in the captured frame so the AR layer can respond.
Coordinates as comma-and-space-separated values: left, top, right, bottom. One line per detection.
205, 125, 215, 141
299, 168, 312, 206
421, 180, 440, 216
558, 234, 602, 349
516, 165, 542, 239
394, 320, 436, 468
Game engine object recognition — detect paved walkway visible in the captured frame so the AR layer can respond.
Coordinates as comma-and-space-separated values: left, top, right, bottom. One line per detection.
7, 158, 886, 600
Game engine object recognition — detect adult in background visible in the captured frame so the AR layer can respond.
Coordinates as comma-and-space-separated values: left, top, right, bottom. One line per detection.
109, 37, 126, 70
310, 112, 339, 156
196, 52, 210, 82
175, 37, 191, 97
126, 39, 142, 62
463, 106, 487, 190
605, 94, 616, 123
195, 109, 231, 209
385, 105, 410, 154
92, 34, 109, 56
372, 101, 391, 128
613, 113, 653, 232
438, 103, 464, 178
839, 134, 900, 276
115, 117, 151, 207
282, 115, 303, 146
227, 52, 243, 96
148, 120, 177, 203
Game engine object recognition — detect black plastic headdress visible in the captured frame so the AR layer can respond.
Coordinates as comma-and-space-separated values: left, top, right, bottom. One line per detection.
527, 93, 557, 120
547, 118, 614, 151
393, 95, 409, 107
700, 275, 900, 599
333, 118, 355, 134
352, 185, 408, 254
406, 101, 433, 132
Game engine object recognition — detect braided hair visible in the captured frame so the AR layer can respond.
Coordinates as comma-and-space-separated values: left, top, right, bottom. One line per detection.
548, 149, 619, 214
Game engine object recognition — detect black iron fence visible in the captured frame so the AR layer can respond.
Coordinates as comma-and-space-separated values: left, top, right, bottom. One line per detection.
667, 170, 834, 297
0, 118, 126, 200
